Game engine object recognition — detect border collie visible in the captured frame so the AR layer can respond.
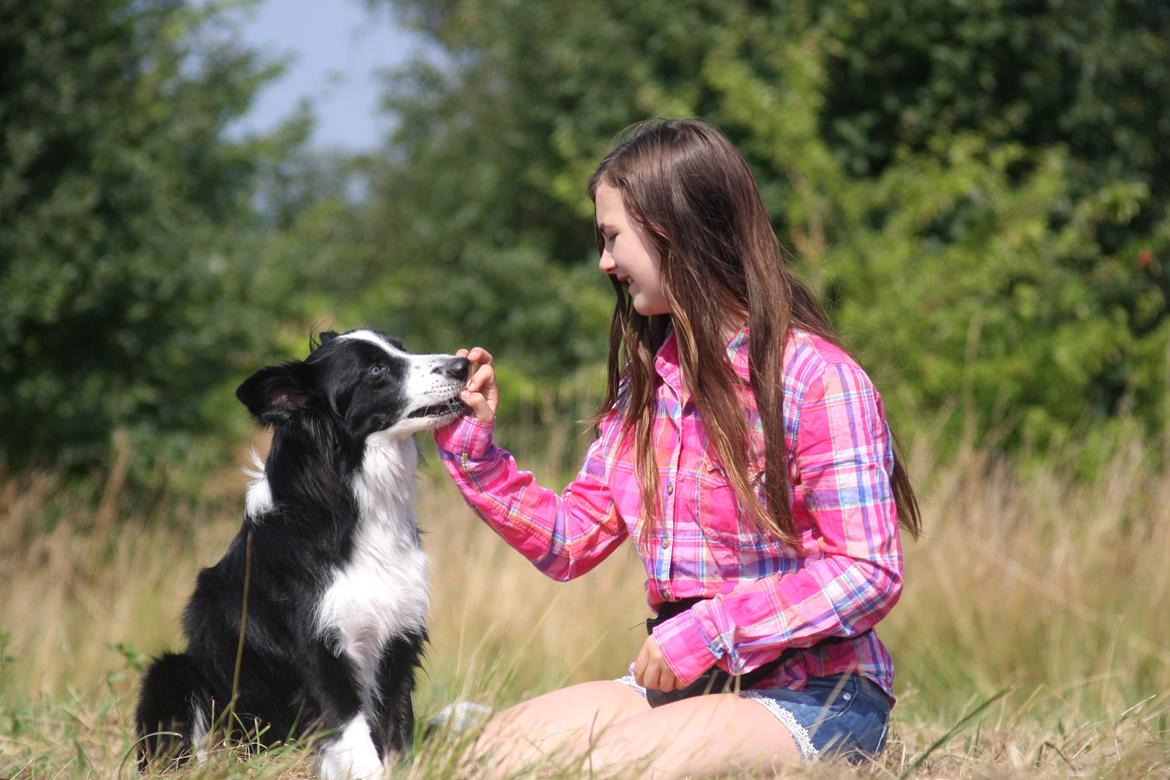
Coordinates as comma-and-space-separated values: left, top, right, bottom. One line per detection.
136, 328, 470, 779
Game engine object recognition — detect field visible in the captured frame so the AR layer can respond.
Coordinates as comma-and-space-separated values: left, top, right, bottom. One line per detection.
1, 427, 1168, 778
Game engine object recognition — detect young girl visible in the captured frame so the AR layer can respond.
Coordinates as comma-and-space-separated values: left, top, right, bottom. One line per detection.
434, 118, 921, 776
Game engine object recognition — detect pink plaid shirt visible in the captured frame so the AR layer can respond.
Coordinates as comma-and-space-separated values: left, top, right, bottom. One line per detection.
434, 327, 903, 701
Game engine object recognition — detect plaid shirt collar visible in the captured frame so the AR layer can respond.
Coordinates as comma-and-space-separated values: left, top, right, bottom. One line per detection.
653, 323, 753, 401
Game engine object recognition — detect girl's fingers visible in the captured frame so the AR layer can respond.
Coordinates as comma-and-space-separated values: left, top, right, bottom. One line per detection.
467, 364, 493, 392
467, 346, 494, 366
459, 389, 492, 422
634, 643, 649, 686
634, 636, 673, 691
451, 346, 497, 422
642, 663, 661, 692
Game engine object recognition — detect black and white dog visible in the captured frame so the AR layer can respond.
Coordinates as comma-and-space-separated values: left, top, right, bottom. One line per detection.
136, 328, 469, 779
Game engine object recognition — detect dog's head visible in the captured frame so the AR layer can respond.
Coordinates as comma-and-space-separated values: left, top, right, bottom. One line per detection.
236, 328, 470, 441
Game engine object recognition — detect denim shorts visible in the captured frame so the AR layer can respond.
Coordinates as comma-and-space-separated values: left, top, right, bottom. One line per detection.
614, 672, 890, 763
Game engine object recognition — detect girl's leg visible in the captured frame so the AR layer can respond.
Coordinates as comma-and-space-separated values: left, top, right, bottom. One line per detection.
468, 680, 650, 773
576, 693, 800, 778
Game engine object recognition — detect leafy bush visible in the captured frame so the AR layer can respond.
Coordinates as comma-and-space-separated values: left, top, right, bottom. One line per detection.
0, 0, 307, 473
362, 0, 1170, 454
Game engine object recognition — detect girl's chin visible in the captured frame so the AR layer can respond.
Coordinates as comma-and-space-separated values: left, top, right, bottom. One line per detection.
632, 296, 670, 317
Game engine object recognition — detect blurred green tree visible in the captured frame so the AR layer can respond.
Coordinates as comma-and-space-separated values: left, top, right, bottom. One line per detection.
0, 0, 312, 475
705, 1, 1170, 455
361, 0, 1170, 454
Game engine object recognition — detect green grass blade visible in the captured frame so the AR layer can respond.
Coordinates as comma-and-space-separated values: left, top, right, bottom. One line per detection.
898, 687, 1011, 779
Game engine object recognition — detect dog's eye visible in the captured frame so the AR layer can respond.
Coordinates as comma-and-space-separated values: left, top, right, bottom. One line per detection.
368, 365, 383, 377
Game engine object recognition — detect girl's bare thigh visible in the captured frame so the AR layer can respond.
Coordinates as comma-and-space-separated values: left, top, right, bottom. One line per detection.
579, 692, 800, 777
469, 680, 650, 769
469, 683, 799, 778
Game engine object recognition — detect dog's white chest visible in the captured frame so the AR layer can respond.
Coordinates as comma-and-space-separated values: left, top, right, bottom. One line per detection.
317, 435, 429, 697
320, 525, 429, 650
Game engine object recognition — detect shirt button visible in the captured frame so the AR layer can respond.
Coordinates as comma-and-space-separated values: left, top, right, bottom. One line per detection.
666, 482, 674, 495
660, 537, 671, 549
662, 587, 671, 599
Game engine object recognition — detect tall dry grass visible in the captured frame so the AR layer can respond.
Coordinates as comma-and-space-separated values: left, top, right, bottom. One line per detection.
1, 423, 1168, 777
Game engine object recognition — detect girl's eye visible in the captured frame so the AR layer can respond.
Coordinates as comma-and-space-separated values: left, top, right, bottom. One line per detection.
368, 365, 383, 377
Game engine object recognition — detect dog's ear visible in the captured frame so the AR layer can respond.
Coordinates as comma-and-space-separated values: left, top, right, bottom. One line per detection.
313, 331, 340, 352
236, 362, 315, 424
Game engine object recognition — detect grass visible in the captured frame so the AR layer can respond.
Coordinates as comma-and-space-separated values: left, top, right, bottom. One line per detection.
1, 424, 1168, 777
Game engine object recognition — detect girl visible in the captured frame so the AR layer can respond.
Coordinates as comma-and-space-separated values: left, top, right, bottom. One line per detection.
434, 118, 921, 776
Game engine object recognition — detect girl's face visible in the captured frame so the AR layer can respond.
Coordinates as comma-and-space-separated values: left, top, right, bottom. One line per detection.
594, 182, 672, 317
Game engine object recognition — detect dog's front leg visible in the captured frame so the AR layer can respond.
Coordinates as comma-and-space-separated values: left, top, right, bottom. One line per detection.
372, 630, 426, 762
310, 641, 384, 780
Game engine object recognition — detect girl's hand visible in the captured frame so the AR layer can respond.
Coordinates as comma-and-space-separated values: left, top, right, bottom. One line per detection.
457, 346, 499, 424
634, 635, 677, 692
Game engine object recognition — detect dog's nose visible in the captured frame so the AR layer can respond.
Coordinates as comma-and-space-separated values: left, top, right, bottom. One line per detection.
441, 357, 470, 381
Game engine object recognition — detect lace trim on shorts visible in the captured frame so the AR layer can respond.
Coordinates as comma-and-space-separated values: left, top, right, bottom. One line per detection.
740, 691, 819, 760
613, 673, 648, 697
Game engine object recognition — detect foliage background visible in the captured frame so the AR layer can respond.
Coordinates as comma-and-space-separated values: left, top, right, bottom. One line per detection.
2, 0, 1170, 479
2, 0, 1169, 776
4, 0, 1169, 477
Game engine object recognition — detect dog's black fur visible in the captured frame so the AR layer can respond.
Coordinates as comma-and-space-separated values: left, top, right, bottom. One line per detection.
136, 329, 469, 777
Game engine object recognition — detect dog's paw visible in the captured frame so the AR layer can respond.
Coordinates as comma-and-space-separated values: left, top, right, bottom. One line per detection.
318, 716, 385, 780
425, 700, 494, 739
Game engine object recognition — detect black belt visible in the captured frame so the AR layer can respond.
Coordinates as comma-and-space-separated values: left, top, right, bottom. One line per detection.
642, 597, 867, 708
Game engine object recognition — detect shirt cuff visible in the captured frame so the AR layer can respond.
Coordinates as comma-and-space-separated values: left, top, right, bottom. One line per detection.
433, 414, 496, 460
652, 609, 721, 687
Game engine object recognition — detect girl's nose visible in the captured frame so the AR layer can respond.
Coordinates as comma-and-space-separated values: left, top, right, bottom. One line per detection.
598, 251, 616, 274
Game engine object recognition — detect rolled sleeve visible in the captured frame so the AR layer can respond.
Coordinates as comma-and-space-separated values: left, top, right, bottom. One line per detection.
651, 609, 721, 687
434, 414, 496, 461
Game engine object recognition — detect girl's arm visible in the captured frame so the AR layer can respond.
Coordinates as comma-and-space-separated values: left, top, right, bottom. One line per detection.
652, 361, 904, 686
434, 347, 628, 582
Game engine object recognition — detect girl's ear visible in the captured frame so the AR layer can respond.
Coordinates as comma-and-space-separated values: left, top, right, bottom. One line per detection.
235, 362, 315, 424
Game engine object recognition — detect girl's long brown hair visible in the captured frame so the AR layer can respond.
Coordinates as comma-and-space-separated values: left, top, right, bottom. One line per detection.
587, 118, 921, 545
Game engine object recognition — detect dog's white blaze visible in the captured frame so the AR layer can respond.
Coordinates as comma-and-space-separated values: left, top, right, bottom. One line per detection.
339, 329, 466, 436
318, 714, 384, 780
339, 329, 402, 358
190, 697, 210, 764
317, 432, 429, 715
243, 450, 274, 519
